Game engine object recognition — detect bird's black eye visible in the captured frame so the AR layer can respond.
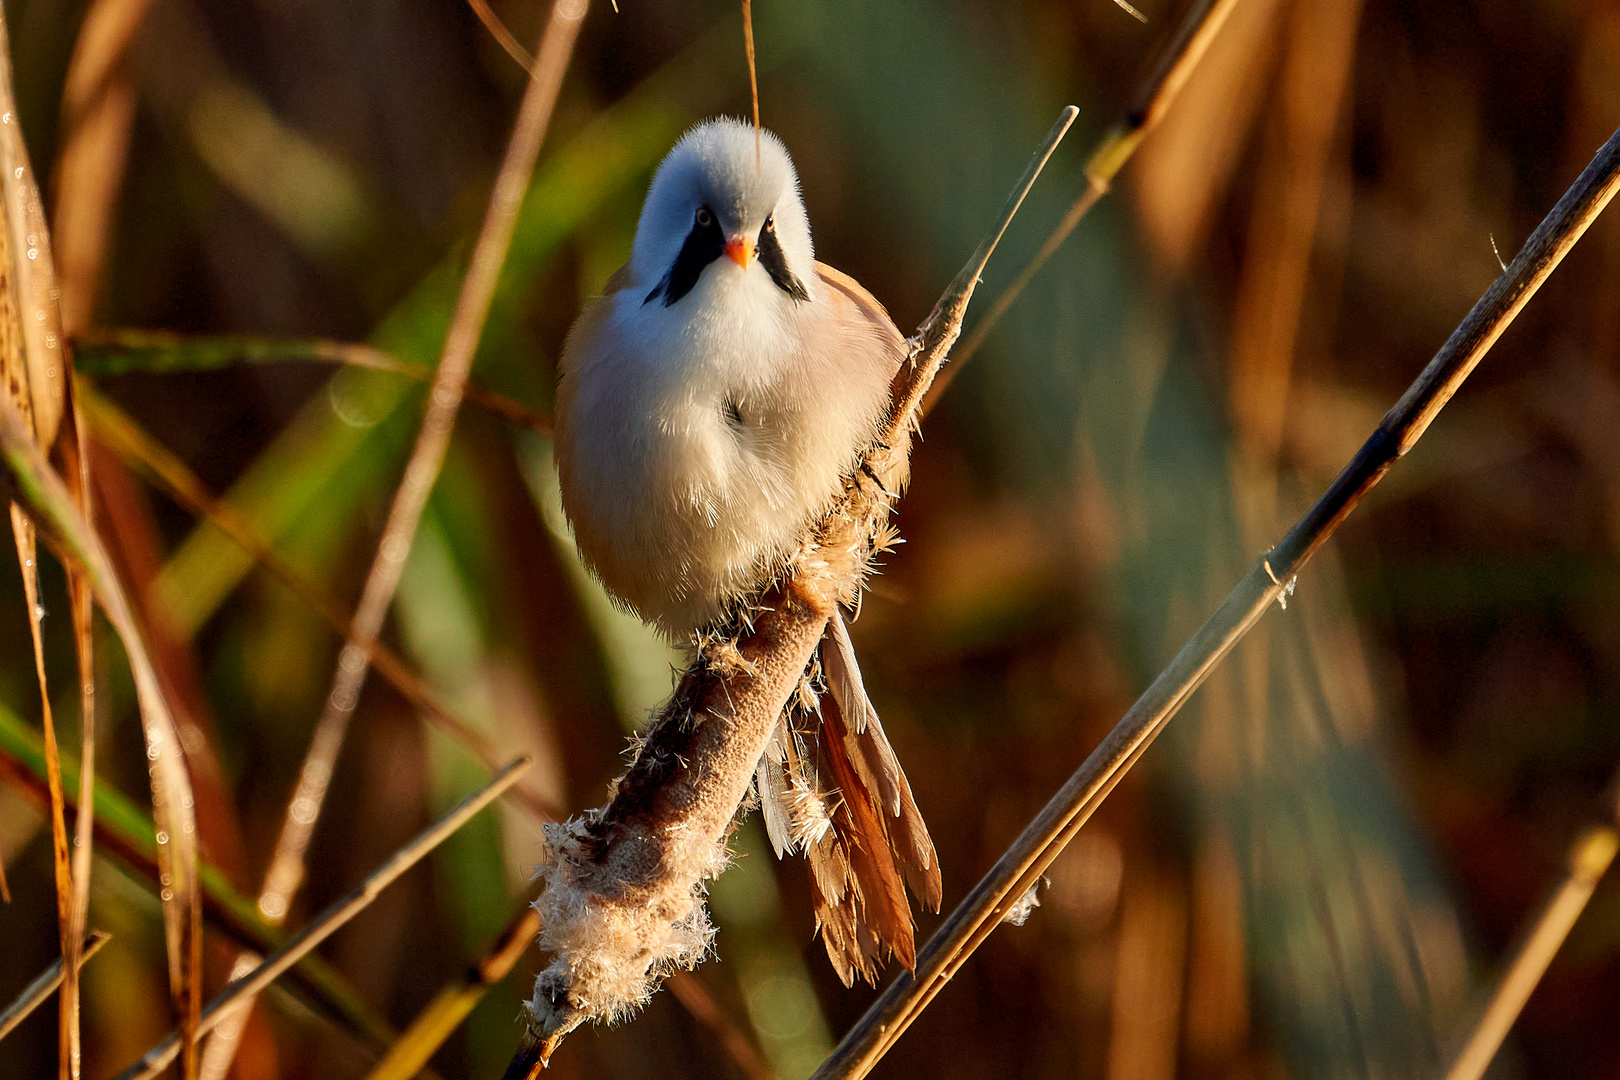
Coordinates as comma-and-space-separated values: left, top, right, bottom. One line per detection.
763, 215, 775, 233
695, 207, 713, 227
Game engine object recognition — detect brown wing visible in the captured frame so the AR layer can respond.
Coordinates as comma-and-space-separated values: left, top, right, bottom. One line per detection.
815, 260, 906, 369
815, 262, 911, 498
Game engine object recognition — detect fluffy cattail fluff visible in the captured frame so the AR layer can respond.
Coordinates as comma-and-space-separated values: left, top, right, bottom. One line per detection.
527, 810, 728, 1029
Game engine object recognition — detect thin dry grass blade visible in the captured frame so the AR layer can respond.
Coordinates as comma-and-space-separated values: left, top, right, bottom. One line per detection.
0, 4, 101, 1071
74, 329, 553, 433
61, 457, 95, 1080
0, 400, 202, 1078
0, 931, 111, 1043
882, 106, 1077, 442
921, 0, 1244, 413
7, 507, 75, 1078
360, 906, 542, 1080
465, 0, 536, 73
811, 123, 1620, 1080
79, 383, 560, 824
1442, 785, 1620, 1080
257, 0, 586, 926
52, 0, 159, 1052
112, 757, 532, 1080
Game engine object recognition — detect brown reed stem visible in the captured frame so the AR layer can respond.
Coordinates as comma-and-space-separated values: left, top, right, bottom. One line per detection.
257, 0, 586, 928
0, 931, 111, 1042
922, 0, 1243, 415
112, 757, 532, 1080
1441, 778, 1620, 1080
79, 385, 562, 824
810, 120, 1620, 1080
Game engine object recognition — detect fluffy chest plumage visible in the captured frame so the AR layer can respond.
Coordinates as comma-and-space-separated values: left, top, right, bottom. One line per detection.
556, 263, 894, 636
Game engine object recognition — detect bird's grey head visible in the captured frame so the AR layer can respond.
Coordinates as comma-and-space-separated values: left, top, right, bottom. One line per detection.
631, 118, 815, 308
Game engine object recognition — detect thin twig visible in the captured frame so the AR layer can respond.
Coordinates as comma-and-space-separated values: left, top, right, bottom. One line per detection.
921, 0, 1243, 414
0, 931, 111, 1042
258, 0, 586, 926
111, 757, 532, 1080
74, 329, 554, 434
667, 974, 778, 1080
1441, 784, 1620, 1080
465, 0, 536, 73
809, 122, 1620, 1080
742, 0, 760, 173
882, 107, 1078, 443
79, 385, 562, 824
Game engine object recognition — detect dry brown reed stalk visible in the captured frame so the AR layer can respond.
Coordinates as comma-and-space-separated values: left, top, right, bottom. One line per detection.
195, 5, 585, 1073
49, 14, 158, 1032
742, 0, 760, 171
2, 0, 142, 1070
79, 385, 563, 822
0, 25, 76, 1080
809, 121, 1620, 1080
51, 0, 155, 336
506, 106, 1077, 1075
921, 0, 1242, 416
109, 756, 532, 1080
257, 0, 586, 929
0, 931, 111, 1042
0, 398, 202, 1078
466, 0, 537, 73
1227, 0, 1364, 539
75, 329, 555, 434
1441, 777, 1620, 1080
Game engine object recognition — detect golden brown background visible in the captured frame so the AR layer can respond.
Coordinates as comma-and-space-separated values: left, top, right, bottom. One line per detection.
3, 0, 1620, 1077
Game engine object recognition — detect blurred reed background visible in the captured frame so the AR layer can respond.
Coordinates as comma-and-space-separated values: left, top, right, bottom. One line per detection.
2, 0, 1619, 1077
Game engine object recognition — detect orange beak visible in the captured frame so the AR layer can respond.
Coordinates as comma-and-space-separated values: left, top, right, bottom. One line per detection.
724, 235, 754, 269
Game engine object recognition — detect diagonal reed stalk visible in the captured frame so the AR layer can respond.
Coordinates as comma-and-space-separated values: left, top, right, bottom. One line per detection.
921, 0, 1242, 415
256, 0, 586, 930
110, 756, 533, 1080
197, 4, 585, 1072
809, 122, 1620, 1080
0, 931, 111, 1043
1441, 771, 1620, 1080
78, 384, 562, 823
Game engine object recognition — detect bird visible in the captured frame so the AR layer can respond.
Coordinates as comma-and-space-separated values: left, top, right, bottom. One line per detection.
553, 117, 940, 985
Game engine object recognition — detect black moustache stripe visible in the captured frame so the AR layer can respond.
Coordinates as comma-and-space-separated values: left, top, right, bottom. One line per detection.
644, 210, 810, 307
758, 223, 810, 302
645, 212, 725, 306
